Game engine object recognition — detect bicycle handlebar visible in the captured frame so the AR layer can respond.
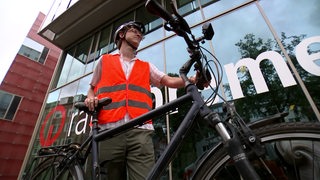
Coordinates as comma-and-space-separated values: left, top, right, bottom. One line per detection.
146, 0, 213, 89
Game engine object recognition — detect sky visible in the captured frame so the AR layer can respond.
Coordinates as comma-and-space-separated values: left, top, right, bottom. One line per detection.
0, 0, 53, 84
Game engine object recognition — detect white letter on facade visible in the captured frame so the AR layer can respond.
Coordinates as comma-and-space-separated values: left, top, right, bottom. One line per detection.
68, 112, 76, 137
296, 36, 320, 76
151, 87, 163, 108
225, 51, 296, 99
224, 57, 268, 99
258, 51, 296, 87
75, 115, 88, 135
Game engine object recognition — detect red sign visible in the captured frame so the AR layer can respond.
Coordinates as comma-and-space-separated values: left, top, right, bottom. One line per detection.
40, 105, 66, 147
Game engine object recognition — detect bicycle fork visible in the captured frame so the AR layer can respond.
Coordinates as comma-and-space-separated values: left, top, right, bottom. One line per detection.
205, 112, 261, 180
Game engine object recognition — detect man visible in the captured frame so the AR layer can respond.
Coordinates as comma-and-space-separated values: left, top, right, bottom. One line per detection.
85, 21, 198, 179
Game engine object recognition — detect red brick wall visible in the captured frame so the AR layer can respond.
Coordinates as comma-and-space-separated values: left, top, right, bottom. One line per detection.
0, 12, 61, 180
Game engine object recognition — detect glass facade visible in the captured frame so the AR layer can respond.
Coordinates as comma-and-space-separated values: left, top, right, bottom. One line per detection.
23, 0, 320, 179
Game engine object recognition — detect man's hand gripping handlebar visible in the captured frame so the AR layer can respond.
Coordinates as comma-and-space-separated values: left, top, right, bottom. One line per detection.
74, 97, 112, 113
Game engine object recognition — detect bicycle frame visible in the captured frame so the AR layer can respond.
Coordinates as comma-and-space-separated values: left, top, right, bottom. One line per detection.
30, 86, 261, 180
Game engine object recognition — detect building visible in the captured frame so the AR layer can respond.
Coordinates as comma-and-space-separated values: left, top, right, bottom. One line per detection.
0, 12, 61, 179
20, 0, 319, 179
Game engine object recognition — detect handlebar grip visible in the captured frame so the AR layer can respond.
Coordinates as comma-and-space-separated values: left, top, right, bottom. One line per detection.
74, 97, 112, 112
74, 102, 88, 111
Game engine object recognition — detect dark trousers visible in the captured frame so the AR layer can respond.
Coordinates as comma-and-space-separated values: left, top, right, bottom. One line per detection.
87, 128, 155, 180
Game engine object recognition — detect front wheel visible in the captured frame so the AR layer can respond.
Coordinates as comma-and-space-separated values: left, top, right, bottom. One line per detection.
191, 122, 320, 180
29, 156, 84, 180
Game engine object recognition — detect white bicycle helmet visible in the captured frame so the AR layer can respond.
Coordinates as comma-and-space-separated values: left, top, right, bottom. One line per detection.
114, 21, 145, 49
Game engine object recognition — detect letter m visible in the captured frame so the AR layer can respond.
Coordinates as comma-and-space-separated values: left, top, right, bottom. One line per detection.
224, 51, 296, 99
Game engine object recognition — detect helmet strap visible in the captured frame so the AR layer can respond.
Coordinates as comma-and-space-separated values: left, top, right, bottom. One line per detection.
125, 39, 138, 50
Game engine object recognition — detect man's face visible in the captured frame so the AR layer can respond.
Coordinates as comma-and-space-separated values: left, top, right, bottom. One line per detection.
123, 26, 144, 48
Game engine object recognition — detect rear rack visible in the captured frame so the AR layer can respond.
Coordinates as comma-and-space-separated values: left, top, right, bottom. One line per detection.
38, 143, 81, 156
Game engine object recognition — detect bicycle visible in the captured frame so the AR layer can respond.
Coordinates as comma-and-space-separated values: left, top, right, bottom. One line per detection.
24, 0, 320, 179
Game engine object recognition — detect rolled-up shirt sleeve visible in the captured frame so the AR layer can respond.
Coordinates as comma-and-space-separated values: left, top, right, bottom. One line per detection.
149, 63, 165, 88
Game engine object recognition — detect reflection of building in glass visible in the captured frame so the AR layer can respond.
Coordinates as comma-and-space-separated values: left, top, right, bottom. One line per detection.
0, 12, 61, 180
37, 95, 89, 149
20, 0, 320, 179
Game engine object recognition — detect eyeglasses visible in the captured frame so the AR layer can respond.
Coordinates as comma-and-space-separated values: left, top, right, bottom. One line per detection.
127, 27, 144, 37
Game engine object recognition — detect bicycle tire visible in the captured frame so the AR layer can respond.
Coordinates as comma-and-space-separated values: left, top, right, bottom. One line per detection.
29, 156, 84, 180
191, 122, 320, 180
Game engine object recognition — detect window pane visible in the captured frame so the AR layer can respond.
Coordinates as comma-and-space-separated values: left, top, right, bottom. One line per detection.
165, 36, 189, 75
139, 26, 164, 49
210, 3, 315, 121
177, 0, 198, 15
202, 0, 248, 19
47, 89, 60, 104
177, 0, 194, 8
74, 74, 92, 103
97, 26, 112, 57
86, 35, 99, 74
182, 6, 202, 27
68, 37, 92, 82
139, 42, 164, 72
18, 45, 41, 61
59, 81, 79, 105
211, 4, 276, 116
5, 96, 21, 120
0, 91, 12, 118
75, 37, 91, 63
260, 0, 319, 38
56, 49, 75, 87
38, 47, 49, 64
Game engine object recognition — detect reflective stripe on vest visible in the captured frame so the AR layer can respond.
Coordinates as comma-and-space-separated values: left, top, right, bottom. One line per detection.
97, 84, 152, 99
94, 54, 152, 124
97, 84, 152, 110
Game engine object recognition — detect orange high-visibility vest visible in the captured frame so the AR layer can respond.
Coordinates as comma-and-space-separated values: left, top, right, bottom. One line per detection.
94, 54, 152, 124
